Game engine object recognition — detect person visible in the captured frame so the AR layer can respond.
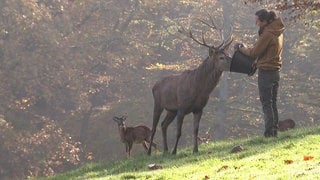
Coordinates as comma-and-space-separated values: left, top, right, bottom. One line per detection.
234, 9, 285, 137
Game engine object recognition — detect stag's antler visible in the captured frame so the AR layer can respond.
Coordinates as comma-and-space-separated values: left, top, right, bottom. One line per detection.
221, 25, 233, 50
179, 15, 233, 50
198, 14, 233, 50
178, 26, 211, 48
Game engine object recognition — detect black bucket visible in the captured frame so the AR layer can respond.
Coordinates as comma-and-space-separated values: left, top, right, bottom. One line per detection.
230, 51, 256, 75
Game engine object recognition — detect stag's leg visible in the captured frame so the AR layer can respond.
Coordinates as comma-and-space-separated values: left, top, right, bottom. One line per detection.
172, 111, 185, 155
161, 111, 177, 153
193, 110, 203, 153
148, 103, 163, 155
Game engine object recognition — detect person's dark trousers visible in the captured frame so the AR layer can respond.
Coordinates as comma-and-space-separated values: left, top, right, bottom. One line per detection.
258, 69, 280, 137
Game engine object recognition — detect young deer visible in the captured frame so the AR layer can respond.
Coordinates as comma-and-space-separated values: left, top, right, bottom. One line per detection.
113, 116, 157, 158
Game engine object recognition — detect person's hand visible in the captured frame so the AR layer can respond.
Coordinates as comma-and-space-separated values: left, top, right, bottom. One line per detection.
234, 43, 244, 51
248, 60, 257, 76
252, 60, 257, 67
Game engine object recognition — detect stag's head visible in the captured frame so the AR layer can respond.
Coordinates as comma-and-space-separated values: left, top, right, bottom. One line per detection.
113, 115, 127, 128
179, 16, 233, 71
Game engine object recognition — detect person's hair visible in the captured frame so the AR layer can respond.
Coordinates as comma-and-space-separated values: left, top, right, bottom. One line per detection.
255, 9, 277, 24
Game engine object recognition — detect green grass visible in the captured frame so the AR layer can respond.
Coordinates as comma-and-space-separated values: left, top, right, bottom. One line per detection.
41, 127, 320, 180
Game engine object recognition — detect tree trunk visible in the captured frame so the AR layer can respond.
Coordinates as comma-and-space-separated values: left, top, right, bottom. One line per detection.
79, 106, 93, 143
215, 0, 232, 140
216, 73, 228, 140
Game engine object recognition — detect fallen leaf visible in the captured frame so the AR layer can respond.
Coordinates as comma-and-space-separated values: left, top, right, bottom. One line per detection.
303, 155, 314, 161
148, 163, 163, 170
204, 175, 210, 179
284, 160, 293, 164
217, 165, 228, 172
234, 165, 243, 169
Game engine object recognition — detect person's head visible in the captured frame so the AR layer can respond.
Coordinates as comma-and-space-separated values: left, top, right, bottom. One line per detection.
255, 9, 277, 27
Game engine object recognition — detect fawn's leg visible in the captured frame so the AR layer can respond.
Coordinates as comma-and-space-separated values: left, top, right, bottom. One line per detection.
127, 142, 133, 158
142, 141, 148, 151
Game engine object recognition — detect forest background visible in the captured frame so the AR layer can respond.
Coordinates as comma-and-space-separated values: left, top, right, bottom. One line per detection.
0, 0, 319, 179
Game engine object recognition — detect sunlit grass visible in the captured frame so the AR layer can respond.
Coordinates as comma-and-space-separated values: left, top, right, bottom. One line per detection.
41, 126, 320, 180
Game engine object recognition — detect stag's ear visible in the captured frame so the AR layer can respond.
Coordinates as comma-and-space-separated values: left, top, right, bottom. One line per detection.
223, 46, 230, 56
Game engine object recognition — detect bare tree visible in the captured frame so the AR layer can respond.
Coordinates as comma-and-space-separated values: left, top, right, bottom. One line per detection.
148, 17, 233, 155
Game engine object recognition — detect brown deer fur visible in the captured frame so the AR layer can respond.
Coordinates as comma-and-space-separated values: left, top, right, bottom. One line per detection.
113, 116, 157, 158
148, 18, 233, 155
278, 119, 295, 132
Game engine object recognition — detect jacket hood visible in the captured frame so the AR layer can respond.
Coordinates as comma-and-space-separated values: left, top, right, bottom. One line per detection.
265, 17, 285, 36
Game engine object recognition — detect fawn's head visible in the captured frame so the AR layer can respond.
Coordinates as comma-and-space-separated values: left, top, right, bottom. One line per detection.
113, 115, 127, 128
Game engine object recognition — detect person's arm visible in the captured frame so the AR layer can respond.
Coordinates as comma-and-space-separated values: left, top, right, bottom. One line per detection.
239, 32, 272, 58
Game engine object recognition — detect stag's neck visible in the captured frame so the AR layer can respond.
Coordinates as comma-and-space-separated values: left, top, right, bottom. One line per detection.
195, 57, 223, 89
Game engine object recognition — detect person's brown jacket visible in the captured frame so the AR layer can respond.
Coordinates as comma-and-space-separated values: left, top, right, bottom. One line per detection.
239, 17, 285, 70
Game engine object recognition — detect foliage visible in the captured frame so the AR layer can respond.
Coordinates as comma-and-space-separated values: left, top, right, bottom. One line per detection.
41, 126, 320, 179
0, 0, 319, 179
243, 0, 320, 26
0, 117, 86, 179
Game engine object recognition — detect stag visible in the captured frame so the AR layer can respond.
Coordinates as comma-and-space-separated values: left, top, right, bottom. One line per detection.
148, 17, 233, 155
113, 116, 157, 158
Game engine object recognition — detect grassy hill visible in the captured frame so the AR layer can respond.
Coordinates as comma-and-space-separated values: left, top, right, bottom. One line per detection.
42, 126, 320, 180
